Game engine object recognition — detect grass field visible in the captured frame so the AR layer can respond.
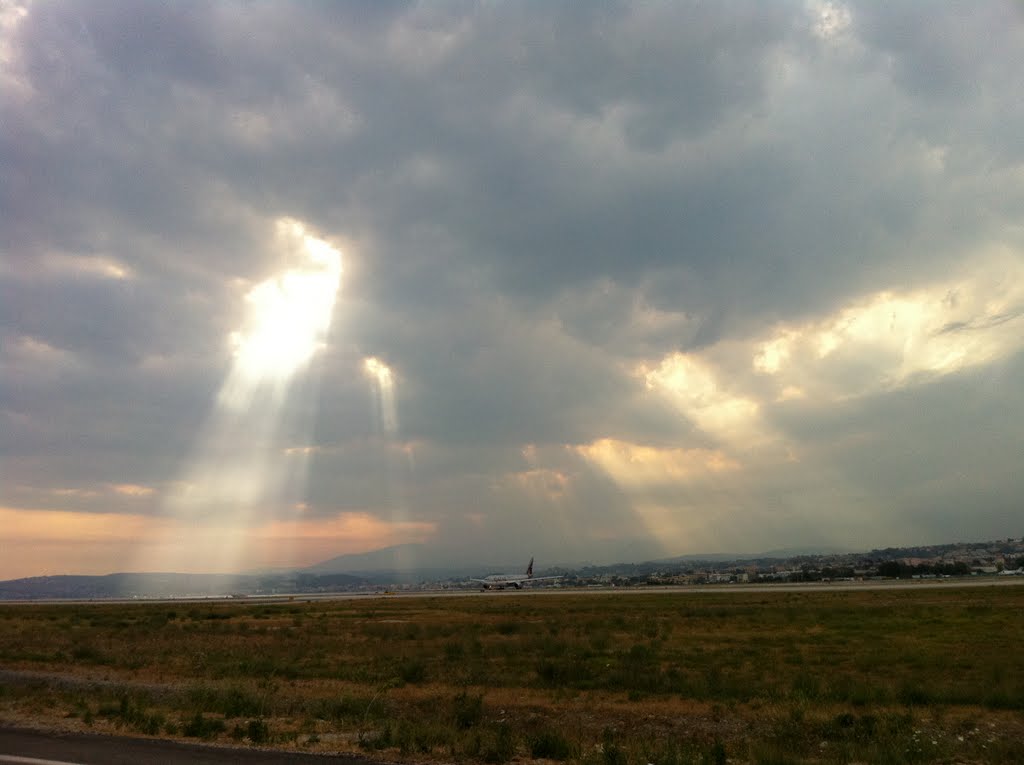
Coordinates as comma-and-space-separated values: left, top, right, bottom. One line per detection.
1, 585, 1022, 764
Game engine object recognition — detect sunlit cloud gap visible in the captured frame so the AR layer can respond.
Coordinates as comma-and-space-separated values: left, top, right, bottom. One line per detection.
638, 254, 1024, 449
361, 355, 417, 569
220, 219, 344, 410
363, 357, 398, 435
142, 218, 343, 575
580, 254, 1024, 555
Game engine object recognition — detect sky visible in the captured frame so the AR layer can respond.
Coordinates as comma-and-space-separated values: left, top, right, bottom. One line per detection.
2, 1, 1023, 579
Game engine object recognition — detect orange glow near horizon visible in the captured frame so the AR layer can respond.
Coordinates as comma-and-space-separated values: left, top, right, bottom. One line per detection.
0, 506, 434, 580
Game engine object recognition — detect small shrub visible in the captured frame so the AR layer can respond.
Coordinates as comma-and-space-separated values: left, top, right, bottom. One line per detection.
984, 689, 1022, 709
183, 712, 226, 739
246, 718, 270, 744
453, 691, 483, 729
462, 731, 482, 758
443, 640, 465, 660
394, 720, 450, 755
531, 729, 574, 760
790, 671, 821, 700
359, 724, 393, 751
708, 738, 727, 765
601, 728, 627, 765
897, 683, 930, 706
496, 620, 520, 635
398, 657, 427, 684
484, 723, 516, 764
311, 695, 377, 722
223, 687, 266, 718
589, 630, 611, 652
834, 711, 856, 729
70, 644, 109, 664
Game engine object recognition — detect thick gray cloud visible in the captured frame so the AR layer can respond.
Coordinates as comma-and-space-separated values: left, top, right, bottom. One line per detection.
2, 0, 1023, 577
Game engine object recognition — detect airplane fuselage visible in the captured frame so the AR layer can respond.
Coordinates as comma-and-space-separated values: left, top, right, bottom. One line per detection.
471, 557, 559, 591
478, 578, 524, 590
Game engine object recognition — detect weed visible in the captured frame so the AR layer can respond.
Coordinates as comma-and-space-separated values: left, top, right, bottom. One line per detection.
530, 728, 574, 760
444, 640, 465, 660
359, 724, 393, 751
69, 643, 110, 665
483, 723, 515, 764
898, 682, 931, 707
310, 694, 380, 722
453, 691, 483, 729
182, 712, 226, 739
397, 657, 427, 685
600, 728, 627, 765
536, 656, 591, 688
245, 718, 270, 744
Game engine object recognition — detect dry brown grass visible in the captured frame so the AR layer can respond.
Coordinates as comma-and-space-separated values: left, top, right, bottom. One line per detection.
1, 585, 1023, 763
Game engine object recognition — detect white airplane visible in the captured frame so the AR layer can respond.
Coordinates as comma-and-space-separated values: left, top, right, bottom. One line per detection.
470, 557, 561, 590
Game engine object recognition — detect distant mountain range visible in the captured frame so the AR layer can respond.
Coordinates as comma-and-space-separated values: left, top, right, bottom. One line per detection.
301, 543, 561, 582
300, 540, 668, 577
1, 537, 1019, 600
302, 543, 441, 573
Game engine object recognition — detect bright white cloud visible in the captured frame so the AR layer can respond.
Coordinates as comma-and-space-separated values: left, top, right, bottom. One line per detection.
753, 251, 1024, 401
0, 0, 29, 95
225, 218, 342, 400
808, 0, 852, 42
641, 353, 767, 447
576, 438, 739, 489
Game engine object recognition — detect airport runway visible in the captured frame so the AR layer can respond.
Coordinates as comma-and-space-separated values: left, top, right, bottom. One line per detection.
5, 575, 1023, 606
257, 575, 1024, 603
405, 577, 1024, 601
0, 727, 365, 765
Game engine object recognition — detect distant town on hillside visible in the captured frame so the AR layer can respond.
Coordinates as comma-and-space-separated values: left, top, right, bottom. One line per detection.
1, 537, 1021, 601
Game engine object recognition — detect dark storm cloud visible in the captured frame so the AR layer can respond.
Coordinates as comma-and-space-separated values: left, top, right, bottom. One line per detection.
2, 0, 1023, 574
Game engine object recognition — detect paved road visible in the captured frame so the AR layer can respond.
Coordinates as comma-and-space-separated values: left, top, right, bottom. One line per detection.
0, 728, 366, 765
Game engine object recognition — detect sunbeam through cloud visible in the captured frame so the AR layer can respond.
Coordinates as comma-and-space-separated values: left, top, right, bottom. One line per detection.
142, 218, 343, 574
364, 356, 398, 435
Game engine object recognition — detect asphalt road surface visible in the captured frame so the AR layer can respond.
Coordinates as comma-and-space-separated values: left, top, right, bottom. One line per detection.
0, 727, 368, 765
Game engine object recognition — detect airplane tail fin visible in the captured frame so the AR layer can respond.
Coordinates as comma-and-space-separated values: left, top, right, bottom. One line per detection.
526, 557, 534, 578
